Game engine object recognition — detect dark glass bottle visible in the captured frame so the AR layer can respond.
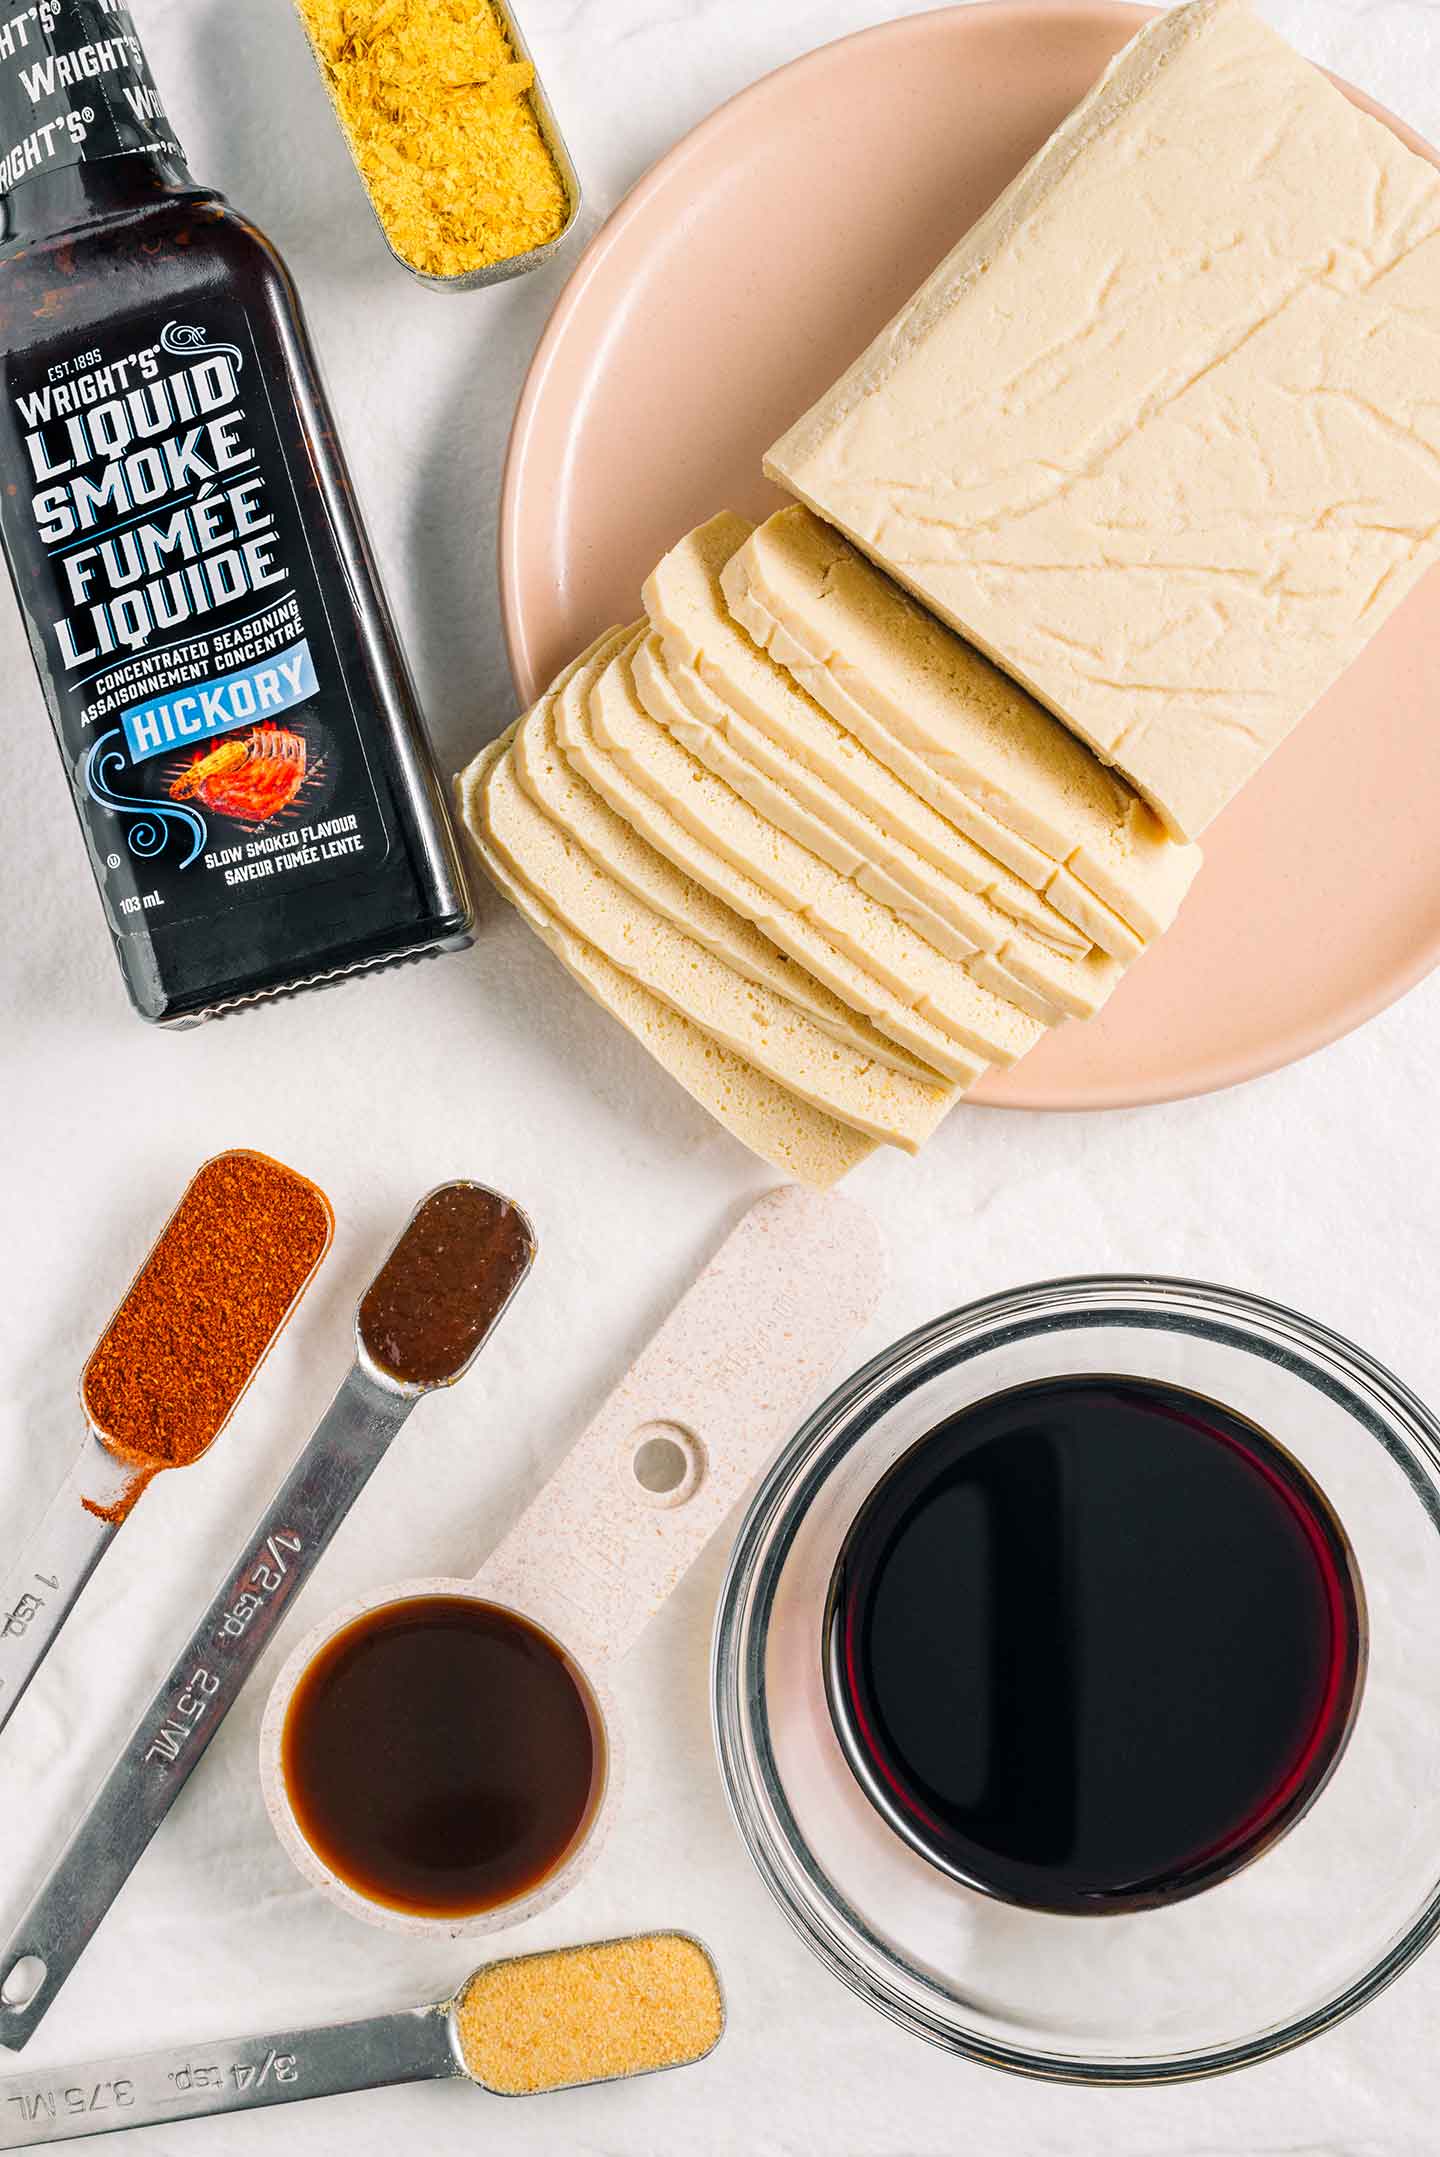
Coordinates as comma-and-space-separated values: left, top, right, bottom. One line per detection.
0, 0, 472, 1023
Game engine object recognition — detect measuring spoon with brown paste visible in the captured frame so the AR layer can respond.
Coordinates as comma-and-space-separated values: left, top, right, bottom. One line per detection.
0, 1183, 536, 2053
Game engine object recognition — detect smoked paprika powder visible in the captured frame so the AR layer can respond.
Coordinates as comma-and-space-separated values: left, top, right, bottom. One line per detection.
81, 1150, 333, 1519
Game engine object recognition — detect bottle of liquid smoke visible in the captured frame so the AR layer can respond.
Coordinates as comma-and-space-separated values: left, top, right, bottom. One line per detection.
0, 0, 472, 1023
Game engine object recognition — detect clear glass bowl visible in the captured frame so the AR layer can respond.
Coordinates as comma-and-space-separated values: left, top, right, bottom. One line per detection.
711, 1278, 1440, 2084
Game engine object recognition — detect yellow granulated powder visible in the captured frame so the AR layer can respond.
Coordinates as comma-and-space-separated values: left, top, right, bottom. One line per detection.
294, 0, 571, 278
454, 1933, 725, 2095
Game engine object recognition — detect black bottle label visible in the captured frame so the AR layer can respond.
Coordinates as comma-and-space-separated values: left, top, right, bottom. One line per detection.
0, 0, 182, 195
3, 300, 393, 932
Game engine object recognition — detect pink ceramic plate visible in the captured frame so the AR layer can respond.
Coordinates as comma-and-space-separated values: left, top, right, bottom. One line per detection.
500, 2, 1440, 1112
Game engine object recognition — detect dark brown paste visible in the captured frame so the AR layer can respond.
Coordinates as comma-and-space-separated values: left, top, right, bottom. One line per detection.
358, 1184, 534, 1386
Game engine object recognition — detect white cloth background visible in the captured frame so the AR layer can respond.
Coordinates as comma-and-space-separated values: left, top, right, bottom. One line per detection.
2, 1, 1438, 2149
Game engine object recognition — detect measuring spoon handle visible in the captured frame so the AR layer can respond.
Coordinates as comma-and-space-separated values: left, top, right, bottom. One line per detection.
0, 2004, 457, 2145
474, 1187, 887, 1667
0, 1442, 133, 1744
0, 1367, 413, 2052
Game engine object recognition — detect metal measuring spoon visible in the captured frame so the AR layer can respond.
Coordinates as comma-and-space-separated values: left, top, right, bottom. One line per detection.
0, 1183, 536, 2052
0, 1152, 333, 1744
259, 1186, 886, 1939
0, 1933, 723, 2145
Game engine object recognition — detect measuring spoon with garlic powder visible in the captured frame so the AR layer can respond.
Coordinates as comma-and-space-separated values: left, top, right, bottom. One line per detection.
0, 1183, 536, 2052
0, 1151, 333, 1747
0, 1932, 719, 2148
0, 1932, 723, 2145
258, 1187, 885, 1939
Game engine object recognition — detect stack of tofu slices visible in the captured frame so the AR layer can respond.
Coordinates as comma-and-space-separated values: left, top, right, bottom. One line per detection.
459, 508, 1201, 1185
460, 0, 1440, 1185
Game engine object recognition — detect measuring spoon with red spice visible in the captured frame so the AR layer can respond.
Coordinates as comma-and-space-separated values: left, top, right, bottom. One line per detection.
0, 1182, 536, 2052
0, 1151, 334, 1744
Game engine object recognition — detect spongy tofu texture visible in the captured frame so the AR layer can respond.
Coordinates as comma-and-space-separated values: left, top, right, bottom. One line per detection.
723, 509, 1200, 939
480, 738, 953, 1148
564, 635, 992, 1085
767, 0, 1440, 839
457, 728, 878, 1189
514, 685, 947, 1082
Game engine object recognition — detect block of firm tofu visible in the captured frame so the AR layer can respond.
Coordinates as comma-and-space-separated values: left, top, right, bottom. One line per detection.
722, 509, 1200, 943
765, 0, 1440, 840
478, 737, 954, 1151
457, 733, 877, 1189
720, 529, 1147, 963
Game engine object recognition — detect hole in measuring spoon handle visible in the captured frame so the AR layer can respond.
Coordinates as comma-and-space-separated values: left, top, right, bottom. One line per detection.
626, 1424, 705, 1509
1, 1956, 46, 2014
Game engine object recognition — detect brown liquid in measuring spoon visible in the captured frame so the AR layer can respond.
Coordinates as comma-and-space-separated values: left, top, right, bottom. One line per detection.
281, 1597, 604, 1918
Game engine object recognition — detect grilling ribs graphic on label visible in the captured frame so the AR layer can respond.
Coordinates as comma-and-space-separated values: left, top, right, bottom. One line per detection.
168, 721, 315, 825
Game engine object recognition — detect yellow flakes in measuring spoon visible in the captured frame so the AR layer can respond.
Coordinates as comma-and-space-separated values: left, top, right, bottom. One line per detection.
454, 1933, 725, 2095
295, 0, 570, 277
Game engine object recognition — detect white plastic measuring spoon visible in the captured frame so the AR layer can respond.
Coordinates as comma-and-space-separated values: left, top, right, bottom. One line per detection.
260, 1186, 886, 1937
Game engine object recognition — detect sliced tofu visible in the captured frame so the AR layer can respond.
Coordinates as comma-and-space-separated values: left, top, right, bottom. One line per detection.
458, 738, 877, 1189
765, 0, 1440, 840
725, 510, 1200, 943
478, 742, 954, 1152
639, 639, 982, 966
637, 636, 1089, 962
578, 630, 1047, 1068
627, 635, 1066, 1030
633, 620, 1123, 1022
513, 684, 947, 1085
552, 635, 990, 1087
632, 636, 1125, 1026
643, 515, 1093, 960
723, 535, 1145, 964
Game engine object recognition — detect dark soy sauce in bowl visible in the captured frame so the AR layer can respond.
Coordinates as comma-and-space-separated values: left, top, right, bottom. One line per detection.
826, 1377, 1365, 1913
